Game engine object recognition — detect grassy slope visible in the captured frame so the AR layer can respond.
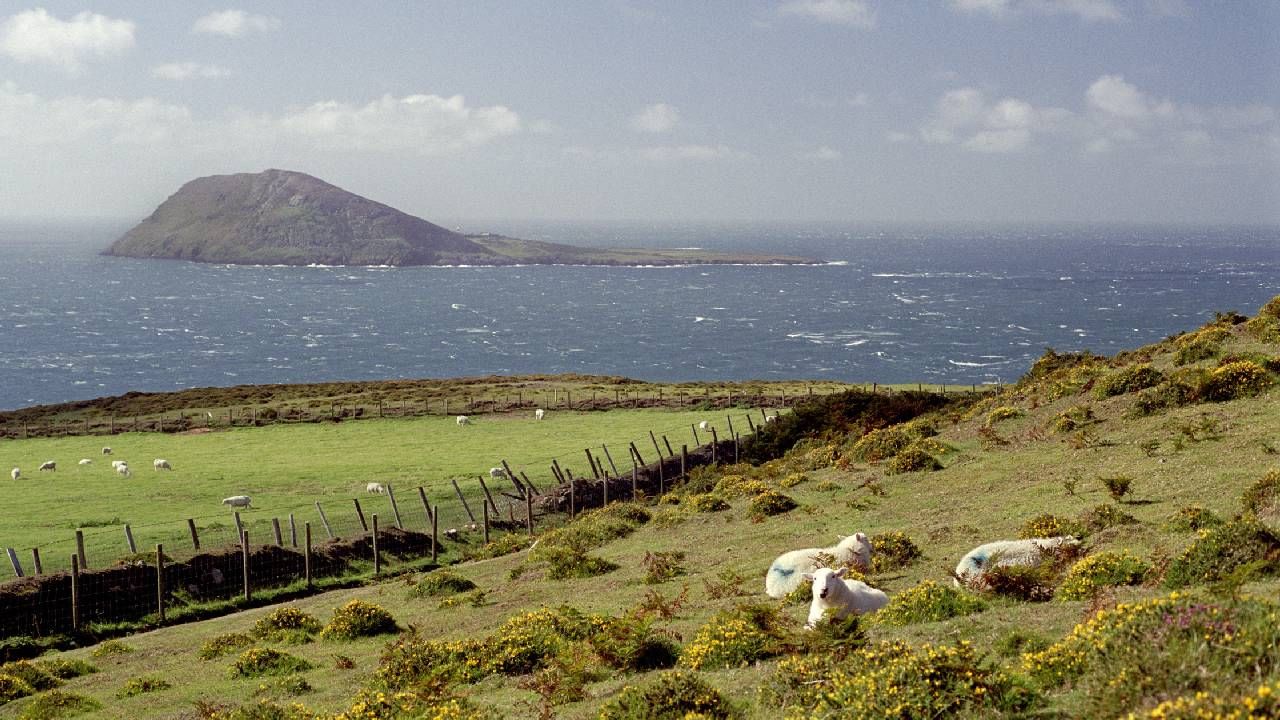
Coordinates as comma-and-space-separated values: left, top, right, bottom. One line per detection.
1, 313, 1277, 718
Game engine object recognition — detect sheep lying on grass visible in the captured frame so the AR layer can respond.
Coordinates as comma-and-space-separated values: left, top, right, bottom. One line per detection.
765, 532, 873, 598
953, 536, 1081, 587
803, 567, 888, 629
78, 458, 92, 466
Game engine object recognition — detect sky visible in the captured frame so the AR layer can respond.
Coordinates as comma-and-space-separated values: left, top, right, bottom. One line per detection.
0, 1, 1277, 226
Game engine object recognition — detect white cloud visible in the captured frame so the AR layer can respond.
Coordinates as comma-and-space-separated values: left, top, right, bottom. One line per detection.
1086, 74, 1154, 119
778, 0, 876, 28
631, 103, 680, 133
801, 145, 842, 161
921, 87, 1072, 152
192, 10, 281, 37
269, 94, 520, 153
152, 62, 232, 81
0, 82, 191, 145
0, 8, 134, 72
951, 0, 1123, 22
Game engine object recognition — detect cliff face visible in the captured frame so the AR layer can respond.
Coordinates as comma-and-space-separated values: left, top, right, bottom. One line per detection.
105, 170, 492, 266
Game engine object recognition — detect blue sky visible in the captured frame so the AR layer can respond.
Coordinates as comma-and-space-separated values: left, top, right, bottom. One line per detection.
0, 1, 1277, 224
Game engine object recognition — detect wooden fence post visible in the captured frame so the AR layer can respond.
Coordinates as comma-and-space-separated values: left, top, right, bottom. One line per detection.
526, 493, 535, 535
601, 444, 620, 476
710, 428, 719, 464
30, 548, 42, 575
371, 514, 380, 575
681, 445, 688, 481
602, 473, 609, 506
289, 514, 298, 548
691, 424, 701, 446
316, 501, 334, 539
5, 549, 22, 578
304, 523, 312, 589
477, 477, 499, 518
501, 460, 525, 496
386, 484, 404, 530
187, 519, 200, 550
482, 503, 490, 545
663, 435, 675, 457
124, 524, 137, 554
233, 512, 244, 545
417, 487, 432, 529
241, 531, 251, 602
432, 505, 439, 562
156, 544, 165, 622
567, 470, 576, 519
631, 462, 639, 500
70, 554, 80, 631
271, 518, 283, 546
649, 430, 664, 460
353, 498, 369, 532
75, 529, 87, 569
451, 478, 477, 523
629, 442, 646, 468
585, 449, 601, 479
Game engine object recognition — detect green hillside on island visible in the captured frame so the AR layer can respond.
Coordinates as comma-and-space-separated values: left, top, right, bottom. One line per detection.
104, 170, 819, 267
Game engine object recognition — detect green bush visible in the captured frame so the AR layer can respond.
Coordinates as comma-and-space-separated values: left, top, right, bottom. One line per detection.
252, 607, 322, 642
869, 531, 923, 573
0, 673, 34, 702
1080, 504, 1139, 532
598, 669, 741, 719
1241, 469, 1280, 515
588, 612, 681, 672
409, 569, 478, 598
0, 661, 59, 691
687, 493, 730, 513
679, 605, 787, 671
1051, 405, 1095, 432
747, 490, 797, 519
319, 600, 398, 641
1197, 360, 1272, 402
541, 545, 620, 580
199, 633, 256, 660
641, 551, 686, 584
884, 444, 943, 474
1164, 519, 1280, 588
848, 427, 912, 463
90, 640, 134, 657
228, 648, 313, 678
1162, 506, 1224, 533
1094, 364, 1164, 399
1132, 378, 1198, 416
1174, 336, 1221, 365
1057, 551, 1151, 600
873, 580, 985, 626
116, 675, 171, 698
986, 406, 1023, 424
30, 659, 96, 680
1019, 514, 1085, 540
15, 690, 100, 720
464, 532, 532, 560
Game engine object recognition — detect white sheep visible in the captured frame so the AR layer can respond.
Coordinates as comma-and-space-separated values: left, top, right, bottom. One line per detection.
10, 468, 18, 481
764, 414, 779, 424
489, 467, 506, 480
101, 447, 112, 455
78, 458, 92, 466
115, 463, 132, 478
222, 495, 252, 509
534, 408, 545, 420
153, 458, 172, 471
698, 420, 711, 431
366, 482, 386, 494
38, 461, 56, 472
111, 460, 127, 470
456, 415, 471, 426
765, 532, 873, 599
953, 536, 1081, 587
802, 567, 889, 629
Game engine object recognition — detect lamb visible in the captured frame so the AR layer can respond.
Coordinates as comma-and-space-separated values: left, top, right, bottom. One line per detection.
366, 482, 386, 494
456, 415, 471, 426
953, 536, 1081, 588
10, 468, 18, 481
115, 463, 131, 478
153, 458, 172, 471
101, 447, 112, 455
698, 420, 711, 431
765, 532, 873, 599
802, 567, 889, 629
534, 408, 545, 420
38, 461, 56, 472
78, 458, 92, 466
222, 495, 252, 509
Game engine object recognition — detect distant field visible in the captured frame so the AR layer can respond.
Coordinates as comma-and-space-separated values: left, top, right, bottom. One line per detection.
0, 407, 758, 572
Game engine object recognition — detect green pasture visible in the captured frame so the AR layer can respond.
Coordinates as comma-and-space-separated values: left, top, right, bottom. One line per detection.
0, 407, 765, 570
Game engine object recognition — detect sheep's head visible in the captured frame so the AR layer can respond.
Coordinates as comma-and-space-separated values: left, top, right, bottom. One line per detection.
802, 566, 847, 600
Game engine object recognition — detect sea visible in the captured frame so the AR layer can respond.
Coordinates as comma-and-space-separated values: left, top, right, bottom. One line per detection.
0, 220, 1276, 412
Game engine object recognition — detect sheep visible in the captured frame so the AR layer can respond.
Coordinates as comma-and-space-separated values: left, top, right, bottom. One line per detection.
765, 532, 873, 599
456, 415, 471, 426
764, 414, 779, 424
698, 420, 711, 431
802, 567, 889, 629
10, 468, 18, 481
78, 458, 92, 466
489, 467, 507, 480
534, 408, 545, 420
38, 461, 56, 472
366, 482, 386, 494
153, 458, 173, 471
444, 528, 460, 540
222, 495, 252, 509
115, 463, 132, 478
102, 447, 112, 455
111, 460, 128, 470
953, 536, 1082, 588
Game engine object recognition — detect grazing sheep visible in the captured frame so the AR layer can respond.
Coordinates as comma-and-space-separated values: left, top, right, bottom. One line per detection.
78, 458, 92, 466
102, 447, 112, 455
366, 482, 386, 494
115, 463, 131, 478
765, 414, 779, 424
534, 408, 545, 420
153, 458, 172, 471
953, 536, 1081, 587
456, 415, 471, 426
765, 532, 873, 599
444, 528, 460, 540
222, 495, 252, 509
698, 420, 711, 431
38, 461, 56, 472
802, 567, 889, 629
10, 468, 18, 481
489, 467, 506, 480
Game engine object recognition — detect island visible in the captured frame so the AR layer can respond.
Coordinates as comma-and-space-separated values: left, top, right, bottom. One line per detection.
104, 169, 821, 267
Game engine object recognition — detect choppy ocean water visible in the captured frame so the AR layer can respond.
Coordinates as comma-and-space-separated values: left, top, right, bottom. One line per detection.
0, 220, 1276, 411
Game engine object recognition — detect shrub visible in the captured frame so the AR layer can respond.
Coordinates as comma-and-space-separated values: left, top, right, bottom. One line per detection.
1243, 295, 1280, 343
90, 640, 134, 657
253, 676, 313, 698
465, 532, 532, 560
486, 606, 594, 676
0, 673, 34, 702
747, 490, 797, 519
869, 531, 923, 573
764, 640, 1032, 719
1080, 504, 1139, 532
588, 612, 681, 671
791, 442, 839, 471
1094, 364, 1164, 399
541, 545, 620, 580
1132, 379, 1198, 416
1100, 475, 1134, 501
779, 472, 808, 488
116, 675, 171, 698
30, 659, 96, 680
994, 629, 1050, 658
986, 406, 1023, 424
642, 551, 686, 584
885, 444, 943, 475
679, 605, 787, 671
1197, 360, 1272, 402
229, 648, 313, 678
814, 480, 839, 492
1174, 335, 1221, 365
409, 569, 478, 598
0, 661, 59, 691
336, 691, 499, 720
1052, 404, 1095, 432
848, 427, 912, 462
598, 669, 741, 720
687, 493, 730, 513
1163, 505, 1224, 533
200, 633, 256, 660
1057, 551, 1151, 600
1164, 519, 1280, 588
1134, 679, 1280, 719
873, 580, 985, 626
1019, 514, 1084, 540
15, 690, 100, 720
713, 475, 770, 498
252, 607, 322, 642
1241, 469, 1280, 515
976, 543, 1085, 602
320, 600, 398, 641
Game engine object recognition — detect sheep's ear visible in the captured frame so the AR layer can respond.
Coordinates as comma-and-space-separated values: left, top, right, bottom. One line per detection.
801, 573, 815, 582
855, 532, 868, 542
833, 566, 848, 577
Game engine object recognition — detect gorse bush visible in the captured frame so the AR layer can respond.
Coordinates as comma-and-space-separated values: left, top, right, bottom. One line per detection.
985, 406, 1023, 424
229, 648, 313, 678
713, 474, 770, 499
872, 580, 985, 626
1019, 514, 1085, 540
1197, 360, 1272, 402
200, 633, 256, 660
1080, 503, 1139, 532
1163, 505, 1225, 532
464, 532, 532, 561
847, 427, 912, 463
409, 569, 478, 598
598, 669, 741, 720
747, 490, 798, 519
687, 493, 730, 513
116, 675, 171, 698
679, 604, 788, 671
1241, 469, 1280, 516
1100, 475, 1134, 501
884, 444, 943, 474
1174, 335, 1221, 365
30, 659, 96, 680
869, 531, 922, 573
1164, 519, 1280, 588
1094, 364, 1164, 399
1132, 377, 1198, 416
15, 690, 100, 720
320, 600, 398, 641
0, 673, 34, 702
1052, 404, 1095, 432
252, 607, 322, 642
90, 640, 134, 657
1133, 679, 1280, 719
541, 544, 620, 580
641, 551, 686, 584
779, 472, 808, 488
1057, 551, 1150, 600
0, 661, 59, 692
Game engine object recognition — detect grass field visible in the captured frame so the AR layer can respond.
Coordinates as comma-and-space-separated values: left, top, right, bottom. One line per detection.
0, 407, 755, 571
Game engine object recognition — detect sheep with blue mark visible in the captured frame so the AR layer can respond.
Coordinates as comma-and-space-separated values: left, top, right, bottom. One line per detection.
952, 536, 1081, 588
764, 532, 872, 599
